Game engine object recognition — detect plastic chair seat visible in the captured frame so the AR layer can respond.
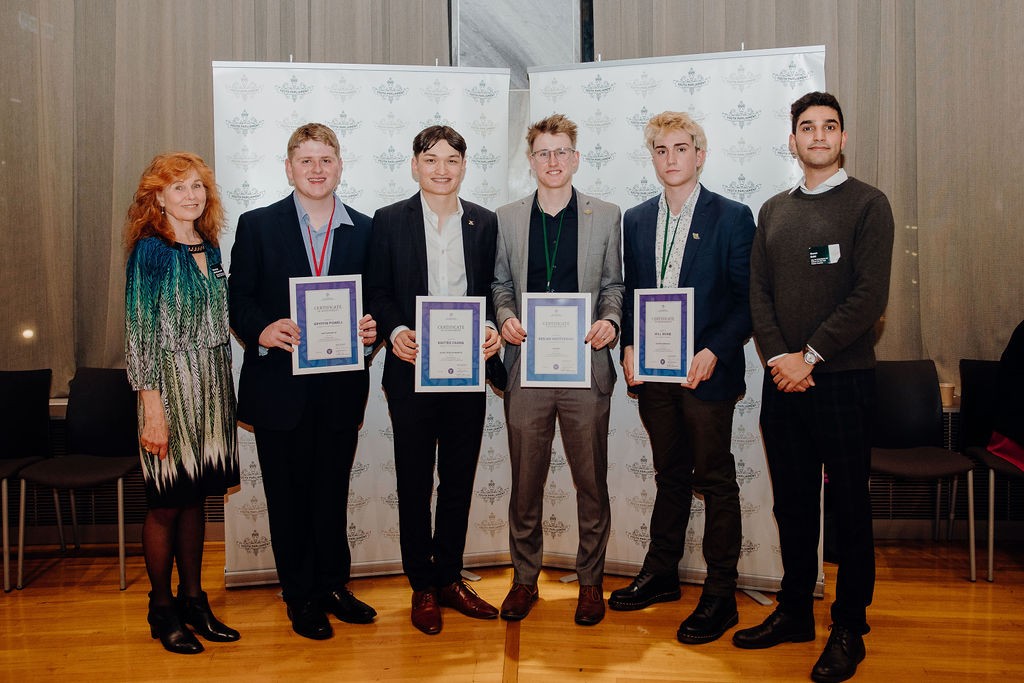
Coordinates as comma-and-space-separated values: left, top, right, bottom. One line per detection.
871, 447, 975, 480
19, 455, 139, 490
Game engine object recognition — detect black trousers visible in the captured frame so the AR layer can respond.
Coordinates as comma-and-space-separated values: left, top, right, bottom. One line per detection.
760, 369, 875, 633
637, 383, 741, 596
254, 385, 357, 606
388, 391, 486, 591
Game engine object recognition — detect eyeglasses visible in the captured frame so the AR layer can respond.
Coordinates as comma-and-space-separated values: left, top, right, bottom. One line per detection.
530, 147, 576, 161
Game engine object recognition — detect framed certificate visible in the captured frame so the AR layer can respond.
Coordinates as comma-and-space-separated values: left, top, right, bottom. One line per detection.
633, 288, 694, 383
289, 275, 363, 375
414, 296, 486, 393
520, 293, 591, 388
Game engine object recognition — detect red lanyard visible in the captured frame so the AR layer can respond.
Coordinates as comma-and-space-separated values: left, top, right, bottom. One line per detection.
305, 201, 336, 277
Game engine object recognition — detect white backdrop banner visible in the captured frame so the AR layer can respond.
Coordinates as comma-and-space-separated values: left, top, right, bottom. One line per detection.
212, 61, 512, 586
527, 46, 826, 593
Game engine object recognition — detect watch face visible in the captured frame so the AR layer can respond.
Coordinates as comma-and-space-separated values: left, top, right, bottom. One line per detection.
804, 351, 816, 365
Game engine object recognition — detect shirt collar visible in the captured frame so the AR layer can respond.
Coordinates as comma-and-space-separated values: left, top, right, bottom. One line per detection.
790, 168, 848, 195
532, 188, 578, 216
419, 193, 464, 225
292, 192, 354, 233
658, 183, 702, 216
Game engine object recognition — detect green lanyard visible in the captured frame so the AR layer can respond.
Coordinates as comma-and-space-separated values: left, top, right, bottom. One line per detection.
540, 202, 567, 292
659, 208, 685, 287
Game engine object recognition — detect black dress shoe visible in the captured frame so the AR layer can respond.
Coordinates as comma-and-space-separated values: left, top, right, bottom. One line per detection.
732, 609, 816, 649
321, 587, 377, 624
177, 589, 240, 642
287, 601, 333, 640
607, 570, 681, 611
811, 625, 865, 683
676, 594, 739, 644
148, 603, 204, 655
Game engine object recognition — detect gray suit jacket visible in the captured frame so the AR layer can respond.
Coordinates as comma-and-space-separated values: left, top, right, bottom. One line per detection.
492, 190, 624, 394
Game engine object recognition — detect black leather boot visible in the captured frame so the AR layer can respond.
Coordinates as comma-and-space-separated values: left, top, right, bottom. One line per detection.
148, 595, 204, 654
177, 589, 241, 642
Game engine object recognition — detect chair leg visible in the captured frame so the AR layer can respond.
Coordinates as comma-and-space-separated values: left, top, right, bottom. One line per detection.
2, 478, 9, 593
69, 489, 80, 552
52, 489, 65, 553
948, 476, 960, 541
933, 480, 942, 541
967, 469, 976, 582
988, 468, 996, 582
117, 479, 126, 589
17, 479, 26, 590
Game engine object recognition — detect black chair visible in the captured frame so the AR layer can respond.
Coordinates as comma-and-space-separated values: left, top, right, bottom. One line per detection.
959, 359, 1014, 582
0, 369, 52, 592
17, 367, 140, 590
870, 360, 976, 581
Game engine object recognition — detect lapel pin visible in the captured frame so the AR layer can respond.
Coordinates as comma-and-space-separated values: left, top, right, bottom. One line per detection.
692, 233, 700, 240
584, 209, 592, 215
468, 220, 475, 226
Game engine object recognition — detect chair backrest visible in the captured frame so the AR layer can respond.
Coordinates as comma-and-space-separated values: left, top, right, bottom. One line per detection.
0, 369, 52, 460
872, 360, 944, 449
65, 367, 139, 458
959, 359, 1001, 451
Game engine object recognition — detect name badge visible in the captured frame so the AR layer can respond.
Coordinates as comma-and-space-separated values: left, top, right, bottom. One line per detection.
210, 264, 226, 279
808, 244, 841, 266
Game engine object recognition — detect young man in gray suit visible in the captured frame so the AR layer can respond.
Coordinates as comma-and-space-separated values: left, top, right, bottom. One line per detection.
491, 114, 624, 627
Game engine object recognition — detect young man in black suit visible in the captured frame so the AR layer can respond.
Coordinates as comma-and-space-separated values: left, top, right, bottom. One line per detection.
366, 126, 501, 635
229, 123, 379, 640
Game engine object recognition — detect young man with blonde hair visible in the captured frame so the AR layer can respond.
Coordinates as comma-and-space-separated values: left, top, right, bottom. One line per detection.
610, 111, 755, 646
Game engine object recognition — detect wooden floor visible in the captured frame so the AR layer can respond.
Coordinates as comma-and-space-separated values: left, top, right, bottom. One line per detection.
2, 540, 1022, 682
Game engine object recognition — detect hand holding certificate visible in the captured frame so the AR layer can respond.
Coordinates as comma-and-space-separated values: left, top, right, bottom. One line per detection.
632, 288, 694, 383
290, 275, 364, 375
414, 296, 485, 393
521, 293, 592, 388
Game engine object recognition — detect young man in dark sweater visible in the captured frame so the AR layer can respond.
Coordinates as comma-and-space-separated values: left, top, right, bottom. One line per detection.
736, 92, 894, 683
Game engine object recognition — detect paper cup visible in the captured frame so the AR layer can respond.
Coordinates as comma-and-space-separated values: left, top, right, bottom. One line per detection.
939, 382, 955, 407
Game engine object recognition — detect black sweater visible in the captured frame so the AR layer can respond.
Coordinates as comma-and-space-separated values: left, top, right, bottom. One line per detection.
750, 177, 895, 373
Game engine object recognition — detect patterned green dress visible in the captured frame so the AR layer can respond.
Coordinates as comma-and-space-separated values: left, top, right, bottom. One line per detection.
125, 236, 239, 506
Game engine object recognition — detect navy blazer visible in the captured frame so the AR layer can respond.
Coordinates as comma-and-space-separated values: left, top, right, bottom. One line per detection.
621, 185, 755, 402
365, 193, 498, 400
228, 194, 374, 430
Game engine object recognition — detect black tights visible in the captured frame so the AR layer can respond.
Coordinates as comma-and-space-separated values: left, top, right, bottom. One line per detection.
143, 502, 206, 607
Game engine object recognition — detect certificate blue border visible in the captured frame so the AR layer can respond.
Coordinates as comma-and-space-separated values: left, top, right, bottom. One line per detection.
294, 279, 361, 371
637, 291, 690, 379
524, 295, 589, 385
418, 299, 483, 389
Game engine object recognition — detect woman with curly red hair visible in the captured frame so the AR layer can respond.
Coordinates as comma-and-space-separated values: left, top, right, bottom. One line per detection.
124, 152, 240, 654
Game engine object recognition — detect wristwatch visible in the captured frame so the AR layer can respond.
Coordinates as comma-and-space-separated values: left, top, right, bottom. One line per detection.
803, 347, 819, 366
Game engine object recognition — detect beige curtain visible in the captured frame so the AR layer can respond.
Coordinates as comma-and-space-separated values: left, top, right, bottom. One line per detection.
5, 0, 1022, 393
0, 0, 450, 394
0, 1, 76, 391
595, 0, 1024, 382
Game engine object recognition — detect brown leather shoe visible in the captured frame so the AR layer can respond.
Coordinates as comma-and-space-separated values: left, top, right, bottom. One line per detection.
438, 580, 499, 619
575, 584, 605, 626
411, 590, 442, 635
499, 583, 539, 621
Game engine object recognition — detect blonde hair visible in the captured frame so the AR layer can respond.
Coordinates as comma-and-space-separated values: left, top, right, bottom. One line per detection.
287, 122, 340, 158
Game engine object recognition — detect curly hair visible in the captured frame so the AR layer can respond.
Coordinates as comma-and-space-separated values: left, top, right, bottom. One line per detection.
124, 152, 225, 252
